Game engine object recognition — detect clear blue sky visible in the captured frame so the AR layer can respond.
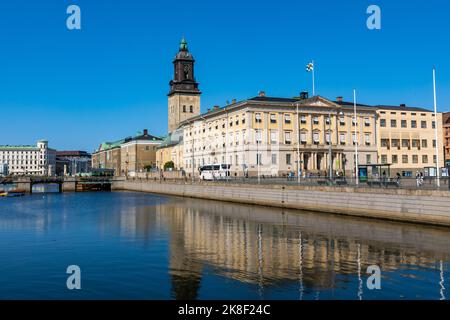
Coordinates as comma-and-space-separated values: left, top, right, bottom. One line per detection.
1, 0, 449, 152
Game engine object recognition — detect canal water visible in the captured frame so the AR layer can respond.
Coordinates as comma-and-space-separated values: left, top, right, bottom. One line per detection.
0, 191, 448, 300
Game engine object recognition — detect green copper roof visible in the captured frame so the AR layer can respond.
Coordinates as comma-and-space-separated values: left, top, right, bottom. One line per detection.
180, 37, 188, 50
0, 145, 40, 151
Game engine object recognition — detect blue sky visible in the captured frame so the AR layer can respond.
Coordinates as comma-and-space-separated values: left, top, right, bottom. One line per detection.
0, 0, 449, 151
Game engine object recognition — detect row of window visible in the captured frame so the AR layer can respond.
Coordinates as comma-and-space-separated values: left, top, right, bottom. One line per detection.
380, 119, 436, 129
381, 139, 436, 149
254, 113, 372, 127
380, 154, 437, 164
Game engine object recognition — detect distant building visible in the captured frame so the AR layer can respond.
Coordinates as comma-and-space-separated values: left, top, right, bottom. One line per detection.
56, 151, 92, 176
92, 129, 162, 176
156, 128, 184, 171
444, 112, 450, 166
0, 140, 56, 176
374, 104, 444, 176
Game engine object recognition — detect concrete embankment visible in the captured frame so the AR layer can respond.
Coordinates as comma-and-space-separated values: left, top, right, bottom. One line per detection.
112, 179, 450, 227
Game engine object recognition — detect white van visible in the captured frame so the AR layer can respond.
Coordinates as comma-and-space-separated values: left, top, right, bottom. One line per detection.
199, 164, 230, 181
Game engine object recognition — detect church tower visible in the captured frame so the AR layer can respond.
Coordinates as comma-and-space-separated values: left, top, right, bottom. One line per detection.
168, 38, 201, 133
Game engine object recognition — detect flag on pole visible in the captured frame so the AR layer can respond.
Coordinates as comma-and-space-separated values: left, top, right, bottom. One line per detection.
306, 62, 314, 72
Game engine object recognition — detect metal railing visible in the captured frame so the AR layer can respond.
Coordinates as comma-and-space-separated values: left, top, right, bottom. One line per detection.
126, 174, 450, 191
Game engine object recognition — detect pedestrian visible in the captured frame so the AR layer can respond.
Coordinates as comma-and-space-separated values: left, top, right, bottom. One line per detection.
416, 171, 421, 187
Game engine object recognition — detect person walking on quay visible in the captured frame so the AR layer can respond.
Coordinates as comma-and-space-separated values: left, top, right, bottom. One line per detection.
416, 171, 424, 187
396, 172, 401, 186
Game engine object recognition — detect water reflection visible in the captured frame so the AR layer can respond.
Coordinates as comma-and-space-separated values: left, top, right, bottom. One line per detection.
106, 195, 450, 299
0, 192, 449, 299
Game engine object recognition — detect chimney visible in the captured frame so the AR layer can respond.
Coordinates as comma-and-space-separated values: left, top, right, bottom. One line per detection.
258, 91, 266, 97
300, 91, 309, 100
232, 99, 236, 104
143, 129, 148, 136
207, 108, 211, 112
336, 96, 343, 103
213, 105, 220, 110
400, 104, 406, 108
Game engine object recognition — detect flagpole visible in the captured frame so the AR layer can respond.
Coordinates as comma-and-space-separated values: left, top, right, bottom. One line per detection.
433, 69, 441, 188
312, 60, 315, 96
354, 89, 359, 186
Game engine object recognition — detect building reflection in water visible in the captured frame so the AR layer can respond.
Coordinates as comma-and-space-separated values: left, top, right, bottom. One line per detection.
106, 196, 449, 300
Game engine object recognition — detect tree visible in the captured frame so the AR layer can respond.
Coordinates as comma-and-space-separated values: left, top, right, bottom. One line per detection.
164, 161, 175, 171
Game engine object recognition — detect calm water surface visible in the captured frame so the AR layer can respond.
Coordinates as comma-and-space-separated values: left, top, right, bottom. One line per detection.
0, 191, 449, 300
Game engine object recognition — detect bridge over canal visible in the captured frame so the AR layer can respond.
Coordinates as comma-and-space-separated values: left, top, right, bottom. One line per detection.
0, 176, 113, 193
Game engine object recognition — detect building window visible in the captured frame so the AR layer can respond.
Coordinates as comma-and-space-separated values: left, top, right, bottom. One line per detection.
284, 114, 291, 124
392, 139, 400, 148
339, 133, 346, 145
300, 131, 307, 144
392, 155, 398, 164
402, 139, 410, 148
412, 155, 418, 164
391, 119, 397, 128
325, 116, 331, 125
313, 116, 319, 125
364, 118, 371, 127
432, 121, 436, 129
411, 120, 417, 128
433, 139, 437, 148
422, 155, 428, 164
183, 105, 186, 113
422, 139, 428, 148
300, 115, 307, 124
352, 117, 357, 126
401, 120, 407, 128
412, 139, 420, 148
339, 116, 346, 126
381, 139, 390, 148
255, 113, 262, 123
190, 105, 193, 113
325, 132, 331, 144
381, 155, 388, 164
380, 119, 386, 127
284, 131, 292, 145
313, 132, 320, 144
270, 130, 278, 144
366, 154, 371, 164
255, 130, 262, 144
270, 114, 277, 124
271, 154, 277, 165
352, 133, 357, 145
365, 134, 371, 146
421, 121, 427, 129
286, 154, 292, 165
402, 155, 408, 164
433, 155, 437, 163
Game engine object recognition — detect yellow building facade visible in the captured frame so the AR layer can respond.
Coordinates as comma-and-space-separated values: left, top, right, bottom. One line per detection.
376, 105, 444, 176
180, 94, 378, 177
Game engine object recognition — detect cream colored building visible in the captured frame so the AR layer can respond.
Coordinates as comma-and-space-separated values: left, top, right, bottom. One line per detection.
0, 140, 56, 176
180, 94, 378, 178
375, 105, 444, 176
